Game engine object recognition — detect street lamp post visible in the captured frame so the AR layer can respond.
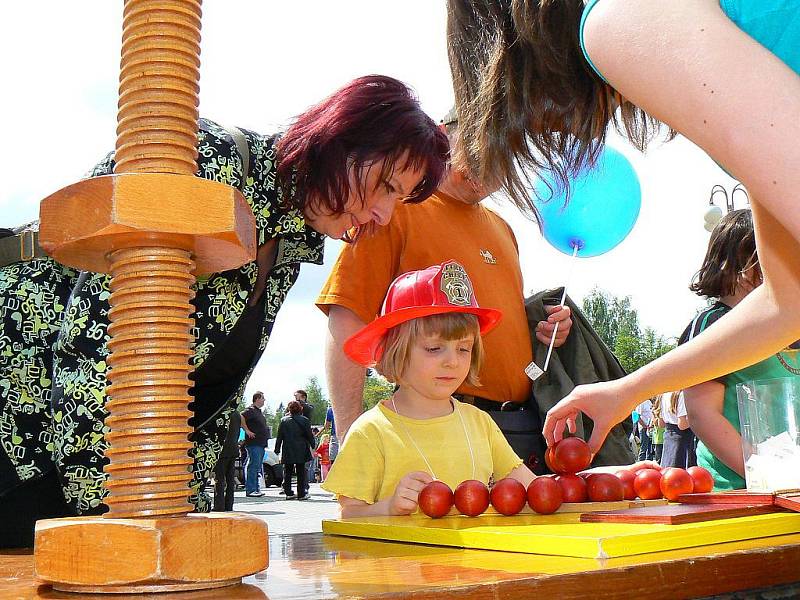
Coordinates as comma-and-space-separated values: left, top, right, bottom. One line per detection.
703, 183, 750, 232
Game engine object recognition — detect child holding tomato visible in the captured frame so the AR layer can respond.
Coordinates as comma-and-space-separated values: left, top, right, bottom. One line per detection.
680, 209, 800, 489
321, 261, 537, 517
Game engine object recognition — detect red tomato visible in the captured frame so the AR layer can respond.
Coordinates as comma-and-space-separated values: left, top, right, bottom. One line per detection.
555, 474, 588, 503
634, 468, 663, 500
660, 467, 695, 501
586, 473, 624, 502
552, 437, 592, 474
545, 446, 561, 473
418, 480, 454, 518
454, 480, 490, 517
527, 476, 563, 514
490, 478, 527, 516
615, 470, 638, 500
687, 466, 715, 494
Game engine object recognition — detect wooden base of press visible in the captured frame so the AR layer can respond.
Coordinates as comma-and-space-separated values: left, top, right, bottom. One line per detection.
34, 512, 268, 593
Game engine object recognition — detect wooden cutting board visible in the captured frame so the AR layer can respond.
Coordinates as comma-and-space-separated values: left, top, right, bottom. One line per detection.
580, 503, 780, 525
676, 490, 800, 514
775, 492, 800, 512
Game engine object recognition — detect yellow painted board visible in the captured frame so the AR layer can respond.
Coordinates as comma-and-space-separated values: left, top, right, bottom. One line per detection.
322, 512, 800, 559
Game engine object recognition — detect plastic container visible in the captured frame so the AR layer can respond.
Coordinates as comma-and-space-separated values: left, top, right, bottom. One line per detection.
736, 377, 800, 492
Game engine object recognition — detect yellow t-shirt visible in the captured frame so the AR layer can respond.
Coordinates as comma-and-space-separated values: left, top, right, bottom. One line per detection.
321, 400, 522, 505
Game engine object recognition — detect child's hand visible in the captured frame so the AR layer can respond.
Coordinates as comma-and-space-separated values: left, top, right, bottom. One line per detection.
618, 461, 662, 473
579, 461, 662, 476
388, 471, 433, 515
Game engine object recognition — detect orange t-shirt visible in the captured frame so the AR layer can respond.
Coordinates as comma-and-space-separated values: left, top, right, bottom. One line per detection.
316, 192, 533, 404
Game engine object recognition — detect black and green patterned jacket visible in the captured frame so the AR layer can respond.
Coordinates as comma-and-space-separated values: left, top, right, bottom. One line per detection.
0, 118, 324, 514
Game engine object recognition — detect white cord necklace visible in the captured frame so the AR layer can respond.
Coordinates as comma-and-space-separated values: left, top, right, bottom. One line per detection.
390, 395, 476, 481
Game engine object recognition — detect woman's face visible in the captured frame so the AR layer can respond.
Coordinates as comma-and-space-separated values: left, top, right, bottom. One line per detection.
304, 152, 426, 240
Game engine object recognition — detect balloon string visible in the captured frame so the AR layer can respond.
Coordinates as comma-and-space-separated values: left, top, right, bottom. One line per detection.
542, 244, 580, 372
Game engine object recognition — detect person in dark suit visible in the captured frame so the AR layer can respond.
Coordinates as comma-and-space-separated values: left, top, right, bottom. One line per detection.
213, 410, 241, 511
275, 400, 315, 500
294, 389, 315, 495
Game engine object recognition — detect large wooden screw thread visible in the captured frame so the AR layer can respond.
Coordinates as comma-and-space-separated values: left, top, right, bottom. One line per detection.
103, 0, 202, 518
104, 247, 196, 517
34, 0, 266, 589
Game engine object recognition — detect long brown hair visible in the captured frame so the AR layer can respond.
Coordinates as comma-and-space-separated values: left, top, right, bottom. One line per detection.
669, 391, 681, 417
446, 0, 668, 219
651, 395, 662, 421
690, 209, 759, 299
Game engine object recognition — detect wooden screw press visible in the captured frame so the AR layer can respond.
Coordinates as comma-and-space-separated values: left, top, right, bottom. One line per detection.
34, 0, 267, 592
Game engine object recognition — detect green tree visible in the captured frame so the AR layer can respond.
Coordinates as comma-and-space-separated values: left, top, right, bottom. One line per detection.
271, 402, 285, 435
304, 375, 330, 426
363, 369, 394, 411
581, 288, 640, 348
581, 287, 675, 373
261, 404, 276, 437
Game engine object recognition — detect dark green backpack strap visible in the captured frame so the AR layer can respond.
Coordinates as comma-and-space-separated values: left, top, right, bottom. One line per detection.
0, 227, 46, 267
225, 125, 250, 192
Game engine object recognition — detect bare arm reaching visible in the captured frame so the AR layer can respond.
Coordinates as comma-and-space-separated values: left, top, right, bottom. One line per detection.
325, 305, 369, 442
545, 0, 800, 452
684, 381, 744, 476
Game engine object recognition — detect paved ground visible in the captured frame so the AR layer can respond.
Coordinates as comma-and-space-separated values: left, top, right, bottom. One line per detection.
227, 483, 340, 535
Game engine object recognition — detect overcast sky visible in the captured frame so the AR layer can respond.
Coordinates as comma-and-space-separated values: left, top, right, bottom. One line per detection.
1, 2, 741, 411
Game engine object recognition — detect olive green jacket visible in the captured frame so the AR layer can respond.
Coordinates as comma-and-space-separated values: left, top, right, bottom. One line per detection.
526, 288, 635, 467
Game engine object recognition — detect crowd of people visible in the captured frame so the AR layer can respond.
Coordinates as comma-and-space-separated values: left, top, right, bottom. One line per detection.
211, 389, 338, 511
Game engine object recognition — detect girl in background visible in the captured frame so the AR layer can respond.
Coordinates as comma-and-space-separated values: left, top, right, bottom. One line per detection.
660, 392, 696, 469
316, 434, 332, 482
680, 209, 800, 489
650, 395, 665, 464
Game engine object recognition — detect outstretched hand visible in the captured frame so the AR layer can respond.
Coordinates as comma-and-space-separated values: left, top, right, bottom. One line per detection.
388, 471, 433, 516
543, 379, 640, 455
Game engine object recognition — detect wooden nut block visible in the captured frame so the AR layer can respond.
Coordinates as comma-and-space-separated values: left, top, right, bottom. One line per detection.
39, 172, 256, 275
34, 512, 268, 593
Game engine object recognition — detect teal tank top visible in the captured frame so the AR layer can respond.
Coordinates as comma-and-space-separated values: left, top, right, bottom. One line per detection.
580, 0, 800, 83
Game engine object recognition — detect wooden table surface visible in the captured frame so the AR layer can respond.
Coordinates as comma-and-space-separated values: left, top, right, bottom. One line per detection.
3, 531, 800, 599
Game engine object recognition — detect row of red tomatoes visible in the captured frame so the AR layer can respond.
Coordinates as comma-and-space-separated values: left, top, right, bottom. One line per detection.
418, 436, 715, 518
419, 465, 715, 519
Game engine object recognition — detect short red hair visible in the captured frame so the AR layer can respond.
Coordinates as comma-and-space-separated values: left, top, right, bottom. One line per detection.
276, 75, 448, 215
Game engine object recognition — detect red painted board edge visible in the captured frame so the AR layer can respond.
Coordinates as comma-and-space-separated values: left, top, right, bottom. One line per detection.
580, 504, 778, 525
676, 492, 775, 505
775, 493, 800, 513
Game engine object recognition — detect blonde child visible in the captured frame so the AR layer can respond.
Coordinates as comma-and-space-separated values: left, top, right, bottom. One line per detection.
321, 261, 535, 517
650, 395, 665, 464
315, 434, 332, 482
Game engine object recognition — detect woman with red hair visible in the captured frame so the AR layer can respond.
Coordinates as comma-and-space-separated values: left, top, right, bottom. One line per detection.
0, 75, 448, 547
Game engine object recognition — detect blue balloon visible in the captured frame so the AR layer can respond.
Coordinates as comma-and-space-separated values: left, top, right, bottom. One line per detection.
533, 147, 641, 258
